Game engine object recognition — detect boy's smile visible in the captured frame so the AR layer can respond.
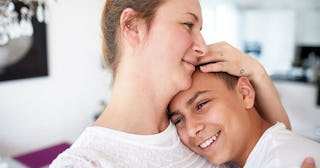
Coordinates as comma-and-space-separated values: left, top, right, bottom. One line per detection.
198, 130, 221, 150
168, 70, 260, 166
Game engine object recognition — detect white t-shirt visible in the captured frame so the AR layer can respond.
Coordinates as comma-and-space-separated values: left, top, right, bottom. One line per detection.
50, 122, 222, 168
245, 122, 320, 168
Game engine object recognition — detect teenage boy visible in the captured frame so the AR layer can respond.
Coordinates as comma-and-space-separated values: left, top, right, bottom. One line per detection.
168, 69, 320, 167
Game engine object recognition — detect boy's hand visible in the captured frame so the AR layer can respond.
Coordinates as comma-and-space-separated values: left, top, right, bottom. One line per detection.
301, 157, 316, 168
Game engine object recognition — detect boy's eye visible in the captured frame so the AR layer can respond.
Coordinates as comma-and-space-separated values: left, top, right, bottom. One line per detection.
172, 116, 185, 125
196, 101, 208, 110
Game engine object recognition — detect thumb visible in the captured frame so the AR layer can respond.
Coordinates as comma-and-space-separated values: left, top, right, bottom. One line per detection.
301, 157, 316, 168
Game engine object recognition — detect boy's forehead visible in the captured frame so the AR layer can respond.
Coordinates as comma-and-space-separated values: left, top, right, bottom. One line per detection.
176, 72, 214, 99
191, 71, 229, 93
192, 71, 215, 85
169, 73, 210, 109
169, 72, 227, 111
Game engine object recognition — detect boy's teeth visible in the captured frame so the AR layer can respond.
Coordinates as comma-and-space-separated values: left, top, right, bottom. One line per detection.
199, 131, 220, 149
212, 135, 217, 141
200, 139, 213, 148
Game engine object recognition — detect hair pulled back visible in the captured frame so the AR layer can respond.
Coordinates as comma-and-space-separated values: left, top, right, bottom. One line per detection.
101, 0, 165, 75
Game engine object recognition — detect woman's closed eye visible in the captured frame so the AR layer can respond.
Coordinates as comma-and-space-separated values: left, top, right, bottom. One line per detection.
183, 22, 194, 30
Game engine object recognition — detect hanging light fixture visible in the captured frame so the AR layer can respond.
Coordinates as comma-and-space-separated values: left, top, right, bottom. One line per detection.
0, 0, 53, 46
0, 0, 56, 72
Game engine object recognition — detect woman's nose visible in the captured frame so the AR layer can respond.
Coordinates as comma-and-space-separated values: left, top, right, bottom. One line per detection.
192, 33, 208, 57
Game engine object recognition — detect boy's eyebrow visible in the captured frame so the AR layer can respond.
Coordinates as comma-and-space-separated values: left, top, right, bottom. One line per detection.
186, 90, 210, 107
168, 90, 210, 118
168, 111, 179, 119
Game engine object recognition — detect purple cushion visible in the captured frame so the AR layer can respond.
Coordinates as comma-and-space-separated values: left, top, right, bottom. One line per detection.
13, 142, 71, 168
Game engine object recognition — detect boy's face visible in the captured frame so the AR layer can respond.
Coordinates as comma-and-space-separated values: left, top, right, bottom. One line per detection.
168, 71, 252, 165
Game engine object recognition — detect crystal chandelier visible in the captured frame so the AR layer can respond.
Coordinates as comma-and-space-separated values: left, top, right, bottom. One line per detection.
0, 0, 53, 46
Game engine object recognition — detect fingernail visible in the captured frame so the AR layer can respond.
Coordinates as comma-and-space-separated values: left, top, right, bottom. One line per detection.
305, 157, 315, 164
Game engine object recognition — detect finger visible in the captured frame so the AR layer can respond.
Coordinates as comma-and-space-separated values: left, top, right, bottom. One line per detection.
200, 62, 246, 77
301, 157, 316, 168
200, 62, 234, 74
207, 41, 229, 50
198, 52, 225, 65
199, 42, 234, 65
199, 62, 223, 72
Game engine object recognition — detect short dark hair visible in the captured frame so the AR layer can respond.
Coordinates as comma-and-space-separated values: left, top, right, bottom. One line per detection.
211, 72, 239, 90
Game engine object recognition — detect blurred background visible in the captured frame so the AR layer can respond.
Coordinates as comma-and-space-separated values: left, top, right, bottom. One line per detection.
0, 0, 111, 161
201, 0, 320, 142
0, 0, 319, 166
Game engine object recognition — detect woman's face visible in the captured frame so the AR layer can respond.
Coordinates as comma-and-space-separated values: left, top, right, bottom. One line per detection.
140, 0, 208, 91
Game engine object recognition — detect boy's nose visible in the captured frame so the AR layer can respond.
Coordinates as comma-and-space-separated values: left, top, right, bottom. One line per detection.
186, 120, 205, 137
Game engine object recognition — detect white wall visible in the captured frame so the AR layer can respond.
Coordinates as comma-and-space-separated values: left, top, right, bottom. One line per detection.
0, 0, 112, 156
296, 11, 320, 45
201, 0, 320, 74
242, 9, 296, 74
201, 0, 243, 47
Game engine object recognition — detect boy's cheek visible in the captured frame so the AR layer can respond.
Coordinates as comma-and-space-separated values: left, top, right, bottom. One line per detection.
178, 131, 190, 145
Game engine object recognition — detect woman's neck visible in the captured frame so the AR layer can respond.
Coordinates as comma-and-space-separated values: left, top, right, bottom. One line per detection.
95, 68, 176, 135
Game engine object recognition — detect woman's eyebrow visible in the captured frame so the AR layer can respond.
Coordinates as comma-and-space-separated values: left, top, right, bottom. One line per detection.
185, 12, 202, 30
186, 90, 210, 107
186, 12, 199, 22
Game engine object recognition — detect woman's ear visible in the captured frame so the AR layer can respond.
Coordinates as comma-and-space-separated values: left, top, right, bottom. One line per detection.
120, 8, 141, 45
237, 76, 255, 109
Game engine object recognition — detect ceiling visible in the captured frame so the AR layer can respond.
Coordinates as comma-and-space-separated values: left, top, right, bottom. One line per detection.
201, 0, 320, 11
233, 0, 320, 11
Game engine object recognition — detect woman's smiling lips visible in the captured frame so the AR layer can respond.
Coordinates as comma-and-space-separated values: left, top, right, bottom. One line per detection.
183, 59, 197, 71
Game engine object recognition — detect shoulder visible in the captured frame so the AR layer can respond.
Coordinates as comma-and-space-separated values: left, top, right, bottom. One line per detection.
252, 122, 320, 167
266, 123, 320, 150
49, 127, 130, 168
49, 147, 128, 168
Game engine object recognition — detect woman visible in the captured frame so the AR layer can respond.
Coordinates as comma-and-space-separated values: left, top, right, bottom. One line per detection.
50, 0, 302, 167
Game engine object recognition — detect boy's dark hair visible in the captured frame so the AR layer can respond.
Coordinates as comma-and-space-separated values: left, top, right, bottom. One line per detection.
211, 72, 239, 90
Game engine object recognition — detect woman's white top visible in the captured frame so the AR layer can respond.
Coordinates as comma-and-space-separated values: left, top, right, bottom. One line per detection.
245, 122, 320, 168
49, 122, 221, 168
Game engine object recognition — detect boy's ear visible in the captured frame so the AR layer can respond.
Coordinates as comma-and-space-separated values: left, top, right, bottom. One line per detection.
120, 8, 141, 45
237, 76, 255, 109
